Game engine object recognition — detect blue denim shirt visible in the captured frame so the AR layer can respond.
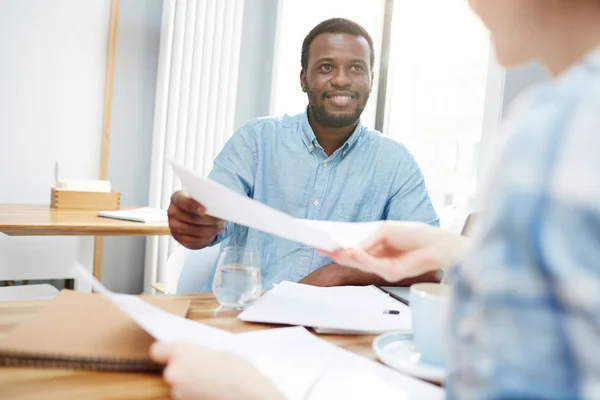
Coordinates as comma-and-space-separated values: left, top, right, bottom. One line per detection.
448, 46, 600, 399
200, 111, 438, 290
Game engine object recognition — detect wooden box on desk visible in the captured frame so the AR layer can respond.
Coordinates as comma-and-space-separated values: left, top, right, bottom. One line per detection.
50, 188, 121, 210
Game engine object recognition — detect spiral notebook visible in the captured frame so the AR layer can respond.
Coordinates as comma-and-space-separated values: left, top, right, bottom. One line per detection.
0, 290, 190, 373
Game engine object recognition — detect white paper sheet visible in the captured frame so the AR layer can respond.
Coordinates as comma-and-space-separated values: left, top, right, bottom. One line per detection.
238, 281, 412, 334
98, 207, 168, 223
71, 266, 442, 400
232, 327, 444, 400
171, 161, 383, 251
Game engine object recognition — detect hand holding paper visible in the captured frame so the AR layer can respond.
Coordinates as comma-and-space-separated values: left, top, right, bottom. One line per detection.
170, 162, 383, 252
168, 190, 226, 249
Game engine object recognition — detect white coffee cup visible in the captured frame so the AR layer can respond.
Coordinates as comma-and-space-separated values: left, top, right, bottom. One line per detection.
409, 283, 450, 367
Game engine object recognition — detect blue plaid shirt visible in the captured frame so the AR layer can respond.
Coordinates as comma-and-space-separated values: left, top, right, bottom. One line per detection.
448, 46, 600, 399
198, 111, 438, 291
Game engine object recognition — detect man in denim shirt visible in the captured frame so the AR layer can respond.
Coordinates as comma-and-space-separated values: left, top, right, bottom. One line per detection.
168, 18, 439, 289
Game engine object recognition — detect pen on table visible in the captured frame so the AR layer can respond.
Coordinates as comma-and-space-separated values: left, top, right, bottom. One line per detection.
374, 285, 410, 306
381, 292, 401, 315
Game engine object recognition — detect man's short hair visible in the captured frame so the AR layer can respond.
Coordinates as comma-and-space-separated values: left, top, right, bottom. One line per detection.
301, 18, 375, 70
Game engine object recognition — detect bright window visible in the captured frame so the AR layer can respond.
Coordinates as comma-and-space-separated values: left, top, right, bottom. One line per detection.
383, 0, 491, 225
270, 0, 493, 229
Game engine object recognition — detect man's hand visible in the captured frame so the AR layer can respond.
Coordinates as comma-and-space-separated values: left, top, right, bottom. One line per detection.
299, 262, 440, 287
167, 191, 225, 250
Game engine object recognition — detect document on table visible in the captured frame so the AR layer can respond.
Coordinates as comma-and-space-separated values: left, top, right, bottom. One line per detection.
232, 326, 444, 400
170, 161, 383, 252
98, 207, 168, 223
238, 281, 412, 334
72, 265, 442, 400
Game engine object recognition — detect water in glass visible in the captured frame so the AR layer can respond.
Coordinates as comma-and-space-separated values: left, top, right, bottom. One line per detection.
212, 247, 261, 309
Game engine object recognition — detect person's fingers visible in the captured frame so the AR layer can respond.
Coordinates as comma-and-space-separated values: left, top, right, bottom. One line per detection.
354, 224, 390, 253
168, 219, 224, 238
169, 207, 223, 226
397, 246, 445, 274
328, 249, 374, 272
149, 341, 173, 364
163, 362, 182, 386
355, 246, 443, 281
362, 242, 388, 257
348, 247, 406, 281
170, 385, 185, 400
171, 191, 206, 215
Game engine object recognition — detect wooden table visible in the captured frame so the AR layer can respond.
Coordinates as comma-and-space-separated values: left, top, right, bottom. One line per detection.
0, 293, 377, 400
0, 205, 170, 291
0, 205, 169, 237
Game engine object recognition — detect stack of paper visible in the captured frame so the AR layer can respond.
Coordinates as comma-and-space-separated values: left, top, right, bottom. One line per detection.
72, 266, 443, 400
98, 207, 168, 223
238, 281, 412, 334
171, 162, 383, 251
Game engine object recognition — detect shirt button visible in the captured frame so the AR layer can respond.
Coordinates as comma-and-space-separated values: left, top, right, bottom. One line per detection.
313, 199, 319, 206
308, 144, 314, 151
343, 151, 348, 157
322, 162, 328, 167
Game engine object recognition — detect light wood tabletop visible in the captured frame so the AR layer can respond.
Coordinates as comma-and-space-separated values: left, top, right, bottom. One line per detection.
0, 204, 170, 236
0, 293, 378, 400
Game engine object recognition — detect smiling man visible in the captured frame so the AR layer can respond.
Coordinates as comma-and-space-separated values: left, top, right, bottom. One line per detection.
168, 18, 439, 290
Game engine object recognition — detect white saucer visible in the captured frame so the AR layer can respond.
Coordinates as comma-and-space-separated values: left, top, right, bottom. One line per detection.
373, 331, 446, 384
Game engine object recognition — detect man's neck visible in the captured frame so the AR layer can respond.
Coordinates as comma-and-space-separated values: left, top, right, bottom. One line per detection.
307, 111, 357, 156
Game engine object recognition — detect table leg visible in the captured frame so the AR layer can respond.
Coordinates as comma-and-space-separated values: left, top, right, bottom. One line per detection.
93, 236, 103, 280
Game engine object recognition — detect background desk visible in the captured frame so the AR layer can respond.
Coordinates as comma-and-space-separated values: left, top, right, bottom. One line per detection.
0, 205, 170, 291
0, 293, 380, 399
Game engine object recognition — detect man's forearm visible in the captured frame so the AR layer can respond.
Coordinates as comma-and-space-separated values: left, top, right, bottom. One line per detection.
299, 263, 440, 287
333, 266, 440, 287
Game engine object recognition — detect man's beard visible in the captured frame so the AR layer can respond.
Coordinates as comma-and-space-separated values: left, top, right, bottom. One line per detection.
306, 86, 368, 129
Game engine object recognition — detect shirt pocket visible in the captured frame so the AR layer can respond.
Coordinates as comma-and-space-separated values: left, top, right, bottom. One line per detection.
336, 202, 378, 222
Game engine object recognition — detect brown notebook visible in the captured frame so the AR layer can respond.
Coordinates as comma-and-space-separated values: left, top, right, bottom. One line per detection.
0, 289, 190, 373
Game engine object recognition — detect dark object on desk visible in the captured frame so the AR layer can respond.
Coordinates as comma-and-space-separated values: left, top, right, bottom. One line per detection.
383, 309, 400, 315
375, 285, 410, 306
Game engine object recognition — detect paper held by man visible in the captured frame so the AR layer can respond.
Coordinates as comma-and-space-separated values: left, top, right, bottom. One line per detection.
170, 161, 383, 252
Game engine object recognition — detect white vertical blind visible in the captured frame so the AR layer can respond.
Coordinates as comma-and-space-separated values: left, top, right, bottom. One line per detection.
144, 0, 245, 293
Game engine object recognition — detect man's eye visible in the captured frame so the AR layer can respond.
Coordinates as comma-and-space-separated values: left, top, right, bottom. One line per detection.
350, 65, 364, 72
320, 64, 333, 71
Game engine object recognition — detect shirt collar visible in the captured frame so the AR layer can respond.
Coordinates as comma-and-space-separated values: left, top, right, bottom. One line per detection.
583, 44, 600, 71
299, 108, 364, 158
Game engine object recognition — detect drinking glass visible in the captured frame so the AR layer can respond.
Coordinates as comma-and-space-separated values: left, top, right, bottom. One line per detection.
212, 246, 261, 309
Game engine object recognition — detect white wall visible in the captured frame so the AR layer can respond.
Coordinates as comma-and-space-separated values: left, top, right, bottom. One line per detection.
0, 0, 163, 293
0, 0, 110, 283
0, 1, 108, 199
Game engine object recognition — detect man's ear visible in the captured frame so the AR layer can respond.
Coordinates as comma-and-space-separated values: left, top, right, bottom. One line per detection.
300, 69, 307, 93
370, 70, 375, 92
